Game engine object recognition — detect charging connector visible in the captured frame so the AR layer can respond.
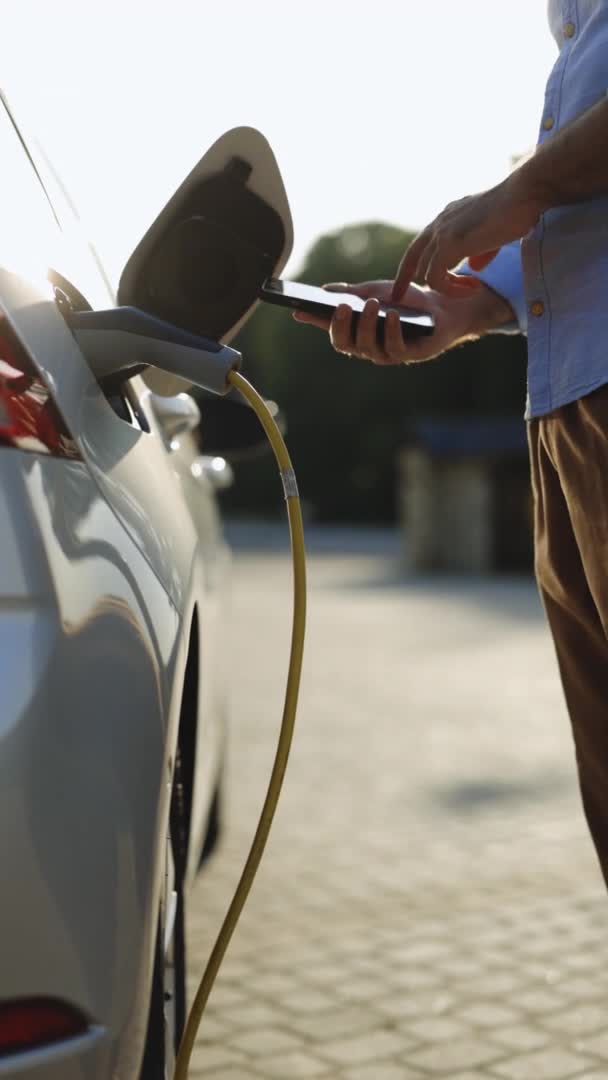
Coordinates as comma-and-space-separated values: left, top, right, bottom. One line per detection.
69, 306, 241, 395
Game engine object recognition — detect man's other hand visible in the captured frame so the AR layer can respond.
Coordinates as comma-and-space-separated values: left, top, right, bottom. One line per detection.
293, 280, 514, 366
391, 172, 546, 302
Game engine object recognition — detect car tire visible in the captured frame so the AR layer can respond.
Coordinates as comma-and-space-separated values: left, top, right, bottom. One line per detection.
139, 753, 187, 1079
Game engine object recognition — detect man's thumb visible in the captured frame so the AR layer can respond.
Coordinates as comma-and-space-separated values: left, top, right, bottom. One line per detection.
324, 282, 384, 299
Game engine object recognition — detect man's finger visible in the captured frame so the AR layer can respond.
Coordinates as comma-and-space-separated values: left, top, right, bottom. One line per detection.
330, 303, 357, 353
392, 229, 432, 301
383, 309, 410, 364
447, 272, 481, 289
425, 248, 453, 294
293, 311, 331, 331
324, 281, 389, 299
468, 250, 499, 271
355, 298, 385, 362
417, 241, 438, 292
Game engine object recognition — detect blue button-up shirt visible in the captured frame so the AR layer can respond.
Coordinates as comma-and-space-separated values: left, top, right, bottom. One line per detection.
461, 0, 608, 419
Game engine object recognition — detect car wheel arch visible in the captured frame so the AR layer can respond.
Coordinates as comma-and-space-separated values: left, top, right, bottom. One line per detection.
177, 606, 200, 861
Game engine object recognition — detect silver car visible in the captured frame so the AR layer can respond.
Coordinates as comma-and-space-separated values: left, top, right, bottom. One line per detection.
0, 94, 292, 1079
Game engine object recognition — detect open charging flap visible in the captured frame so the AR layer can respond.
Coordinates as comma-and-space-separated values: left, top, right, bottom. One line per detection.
118, 127, 293, 396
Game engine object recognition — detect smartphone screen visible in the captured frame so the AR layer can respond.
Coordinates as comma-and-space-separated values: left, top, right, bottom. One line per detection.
260, 278, 434, 334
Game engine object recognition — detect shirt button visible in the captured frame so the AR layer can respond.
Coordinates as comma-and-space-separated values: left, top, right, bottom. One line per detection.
564, 21, 576, 38
531, 300, 545, 318
543, 116, 555, 131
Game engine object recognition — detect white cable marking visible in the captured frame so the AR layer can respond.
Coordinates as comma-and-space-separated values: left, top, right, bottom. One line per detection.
281, 468, 299, 499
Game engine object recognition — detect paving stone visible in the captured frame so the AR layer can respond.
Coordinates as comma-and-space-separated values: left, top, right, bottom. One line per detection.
228, 1027, 305, 1057
490, 1046, 596, 1079
283, 1006, 384, 1043
374, 988, 457, 1020
450, 1075, 499, 1080
490, 1023, 551, 1052
408, 1036, 504, 1072
575, 1030, 608, 1059
342, 1065, 423, 1080
514, 987, 568, 1014
255, 1049, 333, 1077
247, 972, 295, 997
199, 1071, 263, 1080
562, 951, 604, 973
556, 975, 606, 999
457, 1002, 522, 1028
335, 977, 388, 1003
193, 1014, 231, 1041
437, 956, 488, 979
207, 984, 251, 1009
219, 1004, 284, 1032
541, 1002, 607, 1038
190, 1044, 248, 1070
393, 940, 453, 964
405, 1015, 474, 1043
462, 971, 525, 996
387, 966, 442, 991
278, 988, 339, 1014
320, 1029, 408, 1066
306, 962, 361, 986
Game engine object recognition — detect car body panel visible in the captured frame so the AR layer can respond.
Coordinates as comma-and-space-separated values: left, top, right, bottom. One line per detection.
0, 267, 197, 613
0, 266, 233, 882
0, 1029, 105, 1079
0, 450, 181, 1077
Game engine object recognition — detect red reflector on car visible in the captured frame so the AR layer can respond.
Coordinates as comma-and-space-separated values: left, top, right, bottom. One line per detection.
0, 997, 88, 1056
0, 315, 80, 459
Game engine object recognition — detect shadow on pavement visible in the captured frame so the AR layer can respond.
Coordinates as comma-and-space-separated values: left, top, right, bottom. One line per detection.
431, 771, 573, 817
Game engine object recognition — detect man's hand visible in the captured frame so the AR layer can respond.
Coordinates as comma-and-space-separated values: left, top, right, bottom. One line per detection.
392, 171, 545, 301
393, 93, 608, 303
293, 280, 515, 366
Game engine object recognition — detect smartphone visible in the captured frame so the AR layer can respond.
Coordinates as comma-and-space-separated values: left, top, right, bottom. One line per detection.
259, 277, 434, 346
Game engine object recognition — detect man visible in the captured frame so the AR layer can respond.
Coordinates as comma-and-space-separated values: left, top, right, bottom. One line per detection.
296, 2, 608, 888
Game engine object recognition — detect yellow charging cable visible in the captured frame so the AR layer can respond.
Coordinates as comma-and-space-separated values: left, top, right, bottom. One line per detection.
174, 369, 306, 1079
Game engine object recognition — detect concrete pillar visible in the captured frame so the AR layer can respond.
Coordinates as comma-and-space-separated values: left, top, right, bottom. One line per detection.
398, 449, 492, 573
437, 460, 492, 572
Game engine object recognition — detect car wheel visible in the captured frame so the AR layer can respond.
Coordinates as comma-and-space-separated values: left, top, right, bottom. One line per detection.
139, 753, 187, 1079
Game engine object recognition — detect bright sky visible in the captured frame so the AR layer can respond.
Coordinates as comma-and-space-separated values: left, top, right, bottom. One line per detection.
4, 1, 557, 286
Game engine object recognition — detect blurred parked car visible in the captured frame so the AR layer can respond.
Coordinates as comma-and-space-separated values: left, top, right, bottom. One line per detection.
0, 91, 292, 1079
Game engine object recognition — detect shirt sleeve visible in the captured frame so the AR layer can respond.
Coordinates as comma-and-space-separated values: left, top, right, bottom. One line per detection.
456, 240, 527, 335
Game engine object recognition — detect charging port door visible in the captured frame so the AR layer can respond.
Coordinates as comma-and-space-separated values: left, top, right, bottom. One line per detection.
118, 127, 293, 397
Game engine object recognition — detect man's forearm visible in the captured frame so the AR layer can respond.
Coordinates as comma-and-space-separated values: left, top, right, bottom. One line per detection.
516, 96, 608, 209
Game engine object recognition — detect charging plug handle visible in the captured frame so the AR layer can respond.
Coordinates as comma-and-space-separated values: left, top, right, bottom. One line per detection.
69, 306, 242, 395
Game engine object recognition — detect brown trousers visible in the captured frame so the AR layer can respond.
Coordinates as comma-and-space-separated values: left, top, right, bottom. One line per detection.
529, 383, 608, 888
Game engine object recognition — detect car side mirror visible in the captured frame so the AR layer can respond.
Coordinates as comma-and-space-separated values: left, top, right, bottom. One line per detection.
150, 392, 201, 443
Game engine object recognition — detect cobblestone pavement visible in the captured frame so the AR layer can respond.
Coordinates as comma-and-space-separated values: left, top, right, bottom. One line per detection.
187, 523, 608, 1079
